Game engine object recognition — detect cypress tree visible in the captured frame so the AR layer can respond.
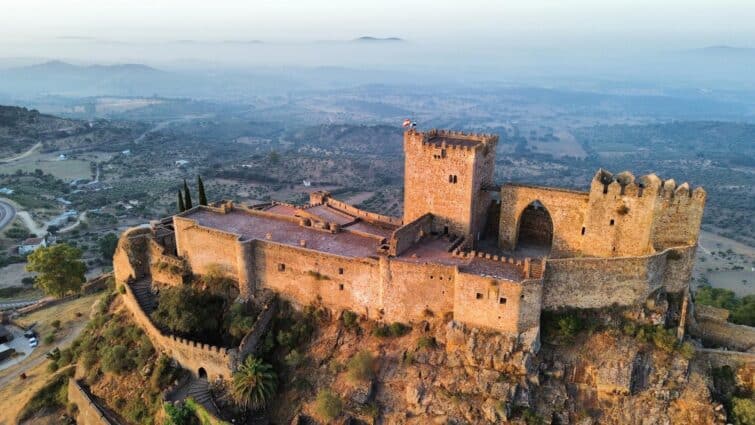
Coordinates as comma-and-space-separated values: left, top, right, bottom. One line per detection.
197, 175, 208, 206
183, 179, 193, 210
177, 191, 185, 212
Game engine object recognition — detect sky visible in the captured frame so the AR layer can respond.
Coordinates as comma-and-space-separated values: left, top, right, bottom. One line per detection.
2, 0, 755, 48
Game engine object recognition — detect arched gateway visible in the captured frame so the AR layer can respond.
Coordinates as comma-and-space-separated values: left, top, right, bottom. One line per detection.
515, 200, 553, 256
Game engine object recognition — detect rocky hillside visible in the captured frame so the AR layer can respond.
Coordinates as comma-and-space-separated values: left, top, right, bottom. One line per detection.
261, 304, 725, 424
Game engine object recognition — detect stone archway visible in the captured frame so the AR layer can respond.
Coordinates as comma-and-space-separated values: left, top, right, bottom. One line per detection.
515, 200, 553, 256
198, 367, 208, 380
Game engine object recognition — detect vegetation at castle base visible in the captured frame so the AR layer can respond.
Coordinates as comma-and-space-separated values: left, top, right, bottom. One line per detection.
373, 321, 410, 338
165, 401, 200, 425
231, 356, 278, 411
695, 285, 755, 327
69, 292, 182, 425
26, 243, 87, 298
542, 307, 695, 359
315, 389, 343, 421
347, 350, 375, 383
710, 365, 755, 425
17, 367, 74, 423
150, 275, 256, 346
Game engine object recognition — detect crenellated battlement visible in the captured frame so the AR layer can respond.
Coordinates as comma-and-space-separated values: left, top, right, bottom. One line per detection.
590, 168, 706, 203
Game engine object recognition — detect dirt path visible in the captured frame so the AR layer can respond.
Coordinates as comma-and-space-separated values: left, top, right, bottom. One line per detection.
59, 211, 87, 233
0, 142, 41, 163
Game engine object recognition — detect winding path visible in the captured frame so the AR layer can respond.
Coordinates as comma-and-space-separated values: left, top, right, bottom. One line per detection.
0, 142, 41, 164
0, 199, 15, 232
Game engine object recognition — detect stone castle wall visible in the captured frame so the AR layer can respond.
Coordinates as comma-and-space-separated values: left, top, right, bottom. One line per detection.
120, 279, 237, 381
388, 213, 433, 256
498, 184, 589, 257
172, 218, 536, 335
403, 130, 497, 239
68, 379, 114, 425
542, 245, 697, 310
453, 271, 542, 335
498, 170, 705, 259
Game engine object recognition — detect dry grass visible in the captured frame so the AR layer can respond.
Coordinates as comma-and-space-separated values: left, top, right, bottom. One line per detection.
0, 293, 99, 425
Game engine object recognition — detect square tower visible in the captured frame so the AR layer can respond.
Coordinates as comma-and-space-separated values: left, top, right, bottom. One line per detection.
403, 129, 498, 242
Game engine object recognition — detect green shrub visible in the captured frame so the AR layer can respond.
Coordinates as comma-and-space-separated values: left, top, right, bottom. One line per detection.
58, 348, 73, 367
101, 345, 135, 374
47, 361, 59, 373
373, 322, 410, 338
315, 389, 342, 421
51, 320, 61, 330
118, 285, 126, 294
342, 310, 358, 330
150, 355, 175, 391
284, 349, 305, 368
651, 327, 677, 354
417, 336, 437, 350
17, 372, 69, 421
732, 397, 755, 425
164, 401, 198, 425
43, 334, 55, 345
123, 397, 150, 424
347, 350, 375, 382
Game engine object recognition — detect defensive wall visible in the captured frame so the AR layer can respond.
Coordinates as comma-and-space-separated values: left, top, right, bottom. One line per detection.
498, 169, 705, 259
541, 245, 697, 310
68, 379, 118, 425
161, 203, 544, 337
688, 304, 755, 352
120, 280, 237, 381
114, 226, 278, 381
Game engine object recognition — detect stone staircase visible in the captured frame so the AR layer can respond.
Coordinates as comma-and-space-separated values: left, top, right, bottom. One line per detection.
131, 280, 157, 314
186, 378, 220, 417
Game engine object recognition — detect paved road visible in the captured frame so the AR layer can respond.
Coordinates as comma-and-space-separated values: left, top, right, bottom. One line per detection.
0, 200, 16, 232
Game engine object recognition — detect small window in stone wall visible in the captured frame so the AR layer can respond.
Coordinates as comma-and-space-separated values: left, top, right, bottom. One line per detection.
499, 297, 507, 304
610, 219, 615, 226
476, 292, 483, 300
581, 227, 586, 235
339, 284, 344, 290
338, 267, 344, 275
278, 263, 285, 272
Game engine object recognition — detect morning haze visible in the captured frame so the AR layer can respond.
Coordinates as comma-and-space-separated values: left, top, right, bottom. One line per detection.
0, 1, 753, 424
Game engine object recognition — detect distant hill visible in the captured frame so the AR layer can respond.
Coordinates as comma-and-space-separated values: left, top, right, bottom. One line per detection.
353, 36, 404, 43
0, 60, 184, 98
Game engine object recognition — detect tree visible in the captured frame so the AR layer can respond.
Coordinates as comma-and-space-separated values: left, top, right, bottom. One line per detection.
231, 356, 277, 411
98, 233, 119, 261
26, 244, 86, 298
177, 190, 185, 212
183, 180, 193, 210
197, 175, 207, 206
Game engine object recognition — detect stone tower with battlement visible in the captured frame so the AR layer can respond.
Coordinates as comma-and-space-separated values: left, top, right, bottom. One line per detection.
403, 129, 499, 243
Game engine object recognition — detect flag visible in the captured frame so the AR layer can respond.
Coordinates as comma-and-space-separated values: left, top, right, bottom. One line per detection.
402, 118, 412, 128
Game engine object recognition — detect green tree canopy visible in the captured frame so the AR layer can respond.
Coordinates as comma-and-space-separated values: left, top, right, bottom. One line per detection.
150, 286, 224, 339
26, 243, 86, 298
197, 175, 207, 206
183, 179, 193, 210
98, 233, 119, 261
231, 356, 277, 411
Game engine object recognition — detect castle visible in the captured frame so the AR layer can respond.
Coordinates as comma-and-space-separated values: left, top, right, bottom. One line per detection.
113, 129, 706, 381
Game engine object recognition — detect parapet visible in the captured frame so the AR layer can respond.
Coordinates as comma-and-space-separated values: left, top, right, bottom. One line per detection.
590, 168, 706, 202
406, 128, 499, 152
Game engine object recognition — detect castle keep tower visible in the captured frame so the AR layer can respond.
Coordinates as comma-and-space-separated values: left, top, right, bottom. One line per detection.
403, 129, 498, 242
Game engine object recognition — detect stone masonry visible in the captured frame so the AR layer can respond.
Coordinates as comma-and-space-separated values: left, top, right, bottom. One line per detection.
113, 128, 706, 381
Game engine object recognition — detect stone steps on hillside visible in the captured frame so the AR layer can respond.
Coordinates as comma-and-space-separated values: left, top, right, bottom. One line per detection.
186, 378, 220, 417
131, 280, 157, 314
